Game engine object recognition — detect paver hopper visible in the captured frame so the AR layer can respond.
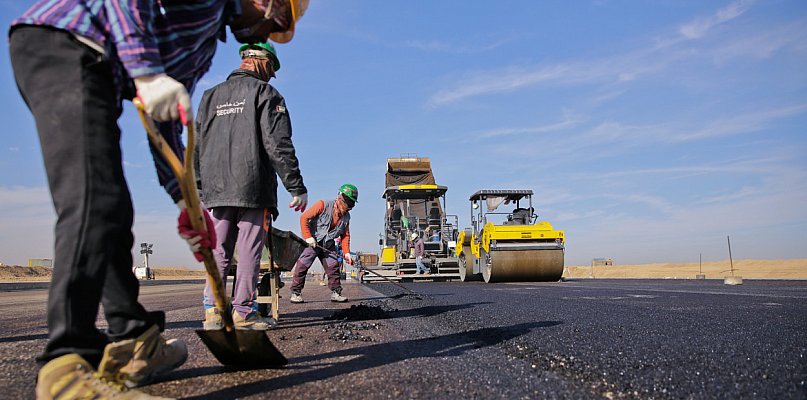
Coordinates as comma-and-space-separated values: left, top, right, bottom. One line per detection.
374, 156, 460, 281
456, 190, 564, 283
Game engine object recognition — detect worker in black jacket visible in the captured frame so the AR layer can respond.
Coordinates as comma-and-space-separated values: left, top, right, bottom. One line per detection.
195, 42, 307, 330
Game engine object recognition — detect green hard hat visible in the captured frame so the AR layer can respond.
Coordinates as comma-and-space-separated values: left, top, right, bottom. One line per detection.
239, 42, 280, 71
339, 183, 359, 203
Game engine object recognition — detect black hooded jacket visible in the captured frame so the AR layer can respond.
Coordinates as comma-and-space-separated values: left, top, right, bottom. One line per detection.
195, 69, 306, 217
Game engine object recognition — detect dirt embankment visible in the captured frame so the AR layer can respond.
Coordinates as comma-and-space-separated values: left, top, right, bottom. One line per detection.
0, 265, 53, 281
0, 265, 206, 282
150, 267, 206, 279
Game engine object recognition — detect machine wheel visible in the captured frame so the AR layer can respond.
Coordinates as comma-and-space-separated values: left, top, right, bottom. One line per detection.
481, 248, 493, 283
459, 246, 480, 282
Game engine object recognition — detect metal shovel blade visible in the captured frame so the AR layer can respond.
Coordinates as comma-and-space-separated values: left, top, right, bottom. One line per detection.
195, 329, 287, 367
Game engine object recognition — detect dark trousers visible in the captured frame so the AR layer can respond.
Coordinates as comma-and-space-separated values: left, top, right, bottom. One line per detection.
9, 26, 157, 366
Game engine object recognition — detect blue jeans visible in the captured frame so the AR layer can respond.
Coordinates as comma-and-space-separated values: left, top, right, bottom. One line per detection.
416, 256, 428, 274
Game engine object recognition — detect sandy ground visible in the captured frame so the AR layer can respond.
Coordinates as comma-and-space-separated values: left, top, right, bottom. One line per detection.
2, 259, 806, 282
564, 258, 807, 280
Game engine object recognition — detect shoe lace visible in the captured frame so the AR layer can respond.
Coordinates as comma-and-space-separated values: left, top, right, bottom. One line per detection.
98, 371, 130, 391
72, 364, 129, 398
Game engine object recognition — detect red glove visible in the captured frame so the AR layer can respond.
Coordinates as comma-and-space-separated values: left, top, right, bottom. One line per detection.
177, 207, 217, 262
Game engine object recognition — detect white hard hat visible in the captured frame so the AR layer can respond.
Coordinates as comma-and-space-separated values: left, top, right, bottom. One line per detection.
411, 233, 418, 240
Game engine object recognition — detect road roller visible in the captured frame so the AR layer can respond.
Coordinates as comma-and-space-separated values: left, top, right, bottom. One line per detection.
456, 189, 565, 283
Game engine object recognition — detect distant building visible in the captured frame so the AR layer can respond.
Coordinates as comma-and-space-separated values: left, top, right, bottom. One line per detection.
591, 258, 614, 267
28, 258, 53, 268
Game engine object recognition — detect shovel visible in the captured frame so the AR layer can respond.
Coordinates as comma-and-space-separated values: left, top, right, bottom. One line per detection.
133, 99, 287, 367
314, 244, 422, 298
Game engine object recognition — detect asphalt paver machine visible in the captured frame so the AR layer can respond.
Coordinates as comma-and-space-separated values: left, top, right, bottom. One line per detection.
456, 189, 565, 283
371, 157, 460, 281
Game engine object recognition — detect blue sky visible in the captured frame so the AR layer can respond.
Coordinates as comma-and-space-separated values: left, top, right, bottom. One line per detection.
1, 1, 805, 267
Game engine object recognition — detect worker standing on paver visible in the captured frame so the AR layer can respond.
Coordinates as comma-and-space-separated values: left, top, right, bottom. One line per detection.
195, 42, 307, 331
412, 232, 428, 275
8, 1, 308, 398
291, 185, 358, 303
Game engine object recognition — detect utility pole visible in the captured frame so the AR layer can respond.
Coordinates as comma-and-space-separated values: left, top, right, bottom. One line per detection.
724, 235, 742, 285
696, 252, 705, 280
140, 242, 154, 280
727, 236, 734, 276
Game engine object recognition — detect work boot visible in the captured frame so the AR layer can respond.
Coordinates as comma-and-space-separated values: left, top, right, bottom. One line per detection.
203, 307, 223, 330
35, 353, 172, 400
330, 289, 348, 303
290, 292, 304, 303
108, 325, 187, 388
232, 310, 277, 330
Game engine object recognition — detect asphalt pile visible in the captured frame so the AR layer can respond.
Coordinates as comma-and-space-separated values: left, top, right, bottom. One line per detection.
323, 321, 382, 342
324, 301, 397, 321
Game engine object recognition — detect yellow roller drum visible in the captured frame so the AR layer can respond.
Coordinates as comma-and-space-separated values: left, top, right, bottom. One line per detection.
480, 247, 564, 283
457, 229, 482, 281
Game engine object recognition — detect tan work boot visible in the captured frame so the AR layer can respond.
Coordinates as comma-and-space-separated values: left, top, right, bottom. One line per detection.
290, 292, 304, 303
35, 353, 172, 400
203, 308, 223, 330
330, 289, 348, 303
232, 310, 277, 330
105, 325, 187, 388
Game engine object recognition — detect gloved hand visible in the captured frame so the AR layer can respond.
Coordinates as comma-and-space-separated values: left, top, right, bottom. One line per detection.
305, 237, 316, 248
289, 192, 308, 212
344, 252, 353, 265
134, 73, 192, 122
176, 200, 217, 262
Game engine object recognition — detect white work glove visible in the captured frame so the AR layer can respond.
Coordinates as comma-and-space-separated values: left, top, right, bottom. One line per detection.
289, 192, 308, 212
305, 237, 316, 248
344, 252, 354, 265
134, 73, 192, 122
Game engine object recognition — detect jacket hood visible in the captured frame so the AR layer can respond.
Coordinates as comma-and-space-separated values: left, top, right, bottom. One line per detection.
227, 69, 264, 81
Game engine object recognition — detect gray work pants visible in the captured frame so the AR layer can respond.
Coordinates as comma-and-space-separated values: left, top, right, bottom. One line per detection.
203, 207, 266, 317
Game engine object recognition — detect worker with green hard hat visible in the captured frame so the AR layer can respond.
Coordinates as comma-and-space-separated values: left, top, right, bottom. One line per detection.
195, 40, 308, 330
291, 184, 359, 303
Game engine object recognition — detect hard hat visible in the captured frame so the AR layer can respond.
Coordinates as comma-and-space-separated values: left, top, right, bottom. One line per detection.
230, 0, 309, 45
239, 42, 280, 71
339, 184, 358, 203
411, 233, 418, 240
269, 0, 310, 44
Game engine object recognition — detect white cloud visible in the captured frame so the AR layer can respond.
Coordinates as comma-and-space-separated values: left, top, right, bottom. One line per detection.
425, 2, 778, 108
474, 110, 585, 140
679, 0, 753, 39
711, 18, 807, 61
671, 103, 807, 142
403, 36, 514, 54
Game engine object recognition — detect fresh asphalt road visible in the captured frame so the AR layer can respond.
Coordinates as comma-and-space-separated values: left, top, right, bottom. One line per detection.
0, 278, 805, 399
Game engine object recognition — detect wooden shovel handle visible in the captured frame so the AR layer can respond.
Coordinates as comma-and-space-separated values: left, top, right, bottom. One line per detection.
133, 98, 234, 332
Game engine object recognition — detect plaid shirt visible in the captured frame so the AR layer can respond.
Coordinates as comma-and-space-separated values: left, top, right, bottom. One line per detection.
11, 0, 236, 201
